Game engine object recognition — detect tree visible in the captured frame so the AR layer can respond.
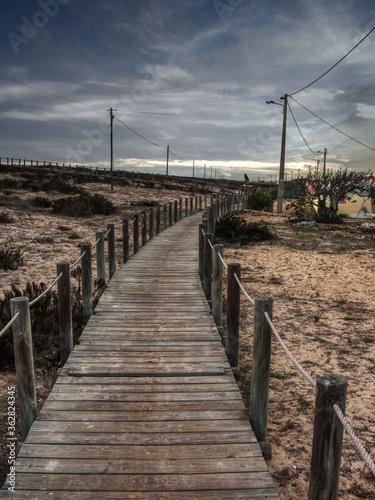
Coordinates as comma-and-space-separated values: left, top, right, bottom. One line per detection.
289, 166, 374, 222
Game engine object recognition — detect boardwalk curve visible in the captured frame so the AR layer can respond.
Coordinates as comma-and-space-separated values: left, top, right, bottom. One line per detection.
3, 213, 278, 499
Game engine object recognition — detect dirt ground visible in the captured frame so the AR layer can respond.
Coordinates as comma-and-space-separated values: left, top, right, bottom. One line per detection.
0, 173, 374, 498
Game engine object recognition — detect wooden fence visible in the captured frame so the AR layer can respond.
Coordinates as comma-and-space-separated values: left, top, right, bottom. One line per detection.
199, 201, 375, 500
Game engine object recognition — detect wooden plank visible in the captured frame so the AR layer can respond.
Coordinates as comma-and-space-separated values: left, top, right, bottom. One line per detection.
45, 391, 242, 402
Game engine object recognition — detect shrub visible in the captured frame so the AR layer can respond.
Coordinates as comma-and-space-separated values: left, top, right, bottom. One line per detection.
0, 210, 13, 223
52, 193, 117, 216
215, 215, 274, 245
247, 189, 274, 211
0, 246, 24, 270
31, 196, 52, 208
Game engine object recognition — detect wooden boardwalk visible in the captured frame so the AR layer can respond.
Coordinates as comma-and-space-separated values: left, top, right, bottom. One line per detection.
3, 213, 278, 499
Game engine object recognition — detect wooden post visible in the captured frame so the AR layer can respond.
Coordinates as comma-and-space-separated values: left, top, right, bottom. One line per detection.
190, 197, 193, 214
142, 211, 147, 246
226, 263, 241, 369
203, 233, 213, 302
107, 224, 116, 279
169, 202, 173, 226
163, 204, 167, 229
156, 206, 161, 234
250, 297, 273, 459
198, 224, 205, 281
95, 232, 106, 297
174, 200, 178, 223
133, 214, 139, 254
212, 244, 224, 328
149, 208, 154, 240
185, 198, 188, 218
308, 375, 347, 500
122, 220, 129, 263
80, 244, 93, 322
10, 297, 37, 441
57, 262, 73, 366
179, 199, 182, 220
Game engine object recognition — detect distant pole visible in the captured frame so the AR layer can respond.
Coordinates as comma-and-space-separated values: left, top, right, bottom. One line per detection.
277, 94, 288, 214
204, 164, 206, 179
108, 107, 117, 192
166, 145, 169, 176
210, 165, 213, 179
193, 159, 195, 178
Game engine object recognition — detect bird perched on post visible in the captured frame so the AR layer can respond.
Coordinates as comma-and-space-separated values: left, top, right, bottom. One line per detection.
244, 173, 249, 185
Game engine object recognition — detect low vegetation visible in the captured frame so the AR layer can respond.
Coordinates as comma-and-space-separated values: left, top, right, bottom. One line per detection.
0, 246, 24, 271
215, 215, 274, 245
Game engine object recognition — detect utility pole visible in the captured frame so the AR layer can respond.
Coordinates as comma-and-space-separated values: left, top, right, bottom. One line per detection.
204, 164, 206, 179
108, 107, 117, 191
277, 94, 288, 213
166, 145, 169, 176
193, 159, 195, 178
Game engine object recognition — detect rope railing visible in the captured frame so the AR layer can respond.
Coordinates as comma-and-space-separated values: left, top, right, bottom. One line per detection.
91, 236, 101, 249
0, 311, 20, 339
104, 227, 112, 237
29, 272, 64, 307
70, 251, 86, 270
234, 272, 255, 306
217, 250, 228, 269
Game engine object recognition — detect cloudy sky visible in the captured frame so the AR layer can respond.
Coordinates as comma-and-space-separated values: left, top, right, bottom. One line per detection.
1, 0, 375, 180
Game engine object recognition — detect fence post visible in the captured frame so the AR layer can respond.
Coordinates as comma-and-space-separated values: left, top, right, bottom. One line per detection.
185, 198, 188, 217
163, 204, 167, 229
174, 200, 178, 223
198, 224, 205, 281
80, 244, 93, 322
95, 232, 106, 297
142, 211, 147, 246
156, 206, 161, 234
169, 202, 173, 226
190, 197, 193, 214
203, 233, 213, 302
107, 224, 116, 279
57, 262, 73, 366
250, 297, 273, 459
10, 297, 37, 441
308, 375, 347, 500
122, 219, 129, 263
133, 214, 139, 254
226, 263, 241, 372
212, 244, 224, 331
149, 208, 154, 240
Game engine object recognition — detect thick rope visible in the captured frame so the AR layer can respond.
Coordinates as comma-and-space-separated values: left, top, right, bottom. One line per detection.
218, 251, 228, 270
333, 403, 375, 476
234, 273, 255, 305
29, 272, 63, 307
104, 227, 111, 237
70, 251, 86, 270
0, 312, 20, 339
208, 238, 214, 250
91, 237, 101, 249
264, 311, 317, 388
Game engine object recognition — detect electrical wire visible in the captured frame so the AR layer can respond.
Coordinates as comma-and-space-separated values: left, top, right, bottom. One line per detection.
169, 148, 183, 161
289, 25, 375, 96
290, 96, 375, 153
287, 100, 321, 156
10, 79, 106, 111
113, 115, 162, 148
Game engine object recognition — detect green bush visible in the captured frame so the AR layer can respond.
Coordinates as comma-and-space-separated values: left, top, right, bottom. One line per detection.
0, 246, 24, 270
215, 215, 274, 245
52, 193, 117, 216
247, 189, 274, 211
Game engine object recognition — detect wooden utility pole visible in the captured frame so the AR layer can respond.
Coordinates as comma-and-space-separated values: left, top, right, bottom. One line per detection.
166, 145, 169, 176
277, 94, 288, 214
193, 159, 195, 178
109, 107, 115, 191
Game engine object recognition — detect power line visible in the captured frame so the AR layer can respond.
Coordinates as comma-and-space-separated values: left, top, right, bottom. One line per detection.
287, 100, 321, 156
289, 25, 375, 96
113, 115, 162, 149
289, 96, 375, 153
10, 79, 106, 111
169, 148, 183, 161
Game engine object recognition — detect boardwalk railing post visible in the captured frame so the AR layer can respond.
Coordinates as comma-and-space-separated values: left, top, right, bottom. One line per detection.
163, 204, 167, 229
185, 198, 188, 218
149, 208, 154, 240
308, 375, 347, 500
203, 233, 213, 302
156, 206, 161, 234
133, 213, 139, 254
179, 199, 182, 220
250, 297, 273, 459
10, 297, 37, 441
142, 211, 147, 246
169, 202, 173, 226
190, 197, 193, 215
198, 224, 205, 281
174, 200, 178, 223
57, 262, 73, 366
212, 244, 224, 331
122, 219, 129, 263
107, 224, 116, 279
81, 243, 93, 322
96, 232, 106, 297
226, 263, 241, 373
